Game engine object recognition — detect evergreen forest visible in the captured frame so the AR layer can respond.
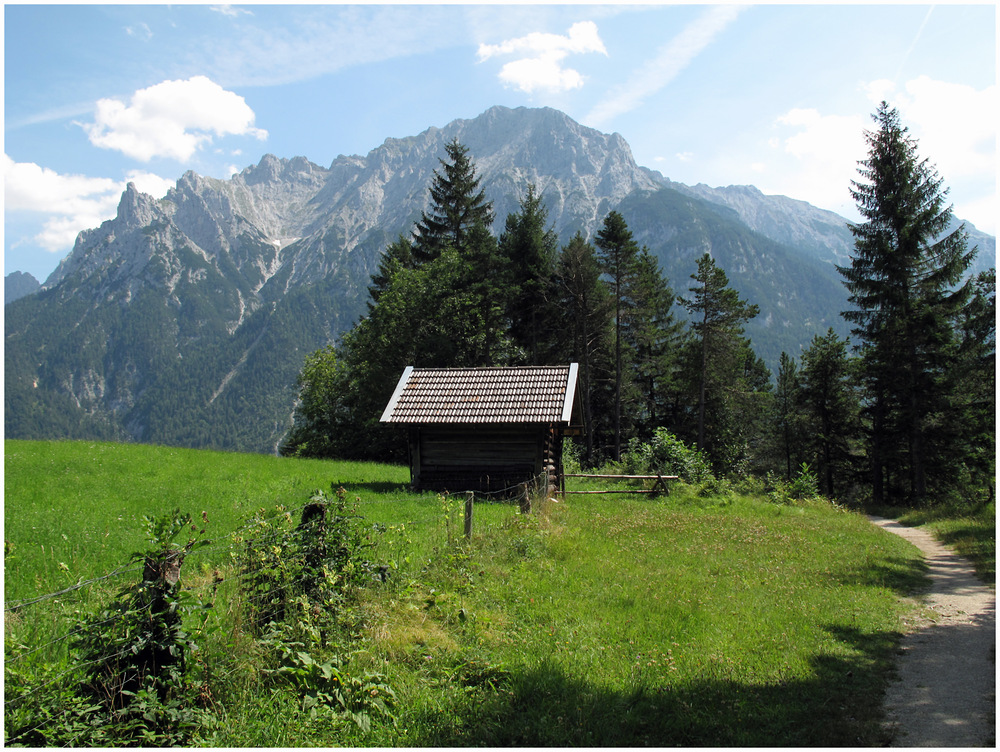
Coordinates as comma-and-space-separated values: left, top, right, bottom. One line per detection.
282, 107, 995, 508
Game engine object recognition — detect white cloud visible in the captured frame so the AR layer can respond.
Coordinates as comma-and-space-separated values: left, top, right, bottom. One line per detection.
211, 5, 253, 18
477, 21, 607, 94
768, 76, 997, 230
586, 5, 745, 127
866, 76, 997, 182
124, 170, 176, 200
80, 75, 267, 162
768, 108, 869, 213
4, 155, 173, 252
497, 57, 585, 94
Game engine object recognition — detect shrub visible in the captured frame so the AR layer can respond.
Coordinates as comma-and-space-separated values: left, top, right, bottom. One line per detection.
6, 510, 218, 747
234, 486, 383, 635
620, 428, 714, 484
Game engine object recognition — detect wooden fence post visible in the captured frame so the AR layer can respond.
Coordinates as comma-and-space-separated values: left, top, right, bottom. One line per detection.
464, 492, 474, 539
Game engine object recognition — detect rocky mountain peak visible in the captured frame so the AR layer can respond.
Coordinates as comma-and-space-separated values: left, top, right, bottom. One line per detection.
241, 153, 284, 185
10, 104, 992, 455
115, 182, 158, 229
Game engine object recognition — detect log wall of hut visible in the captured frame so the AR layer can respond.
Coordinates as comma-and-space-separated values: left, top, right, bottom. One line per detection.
409, 424, 562, 494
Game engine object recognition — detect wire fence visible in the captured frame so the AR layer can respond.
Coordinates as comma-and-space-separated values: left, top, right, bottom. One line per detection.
4, 476, 549, 744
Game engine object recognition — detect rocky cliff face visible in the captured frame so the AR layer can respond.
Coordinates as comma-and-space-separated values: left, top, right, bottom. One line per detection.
6, 105, 992, 453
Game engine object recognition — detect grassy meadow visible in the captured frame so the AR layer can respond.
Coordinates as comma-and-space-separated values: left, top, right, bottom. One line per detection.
5, 439, 935, 746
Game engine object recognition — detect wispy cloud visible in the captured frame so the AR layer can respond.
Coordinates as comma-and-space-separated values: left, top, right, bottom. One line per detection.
586, 5, 746, 127
211, 5, 254, 18
125, 22, 152, 41
477, 21, 607, 94
893, 5, 933, 83
201, 6, 464, 88
78, 75, 267, 162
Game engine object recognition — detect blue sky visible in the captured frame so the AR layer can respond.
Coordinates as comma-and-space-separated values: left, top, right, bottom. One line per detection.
4, 3, 996, 283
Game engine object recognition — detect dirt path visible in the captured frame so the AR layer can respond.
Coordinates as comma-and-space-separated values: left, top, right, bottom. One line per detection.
868, 516, 996, 747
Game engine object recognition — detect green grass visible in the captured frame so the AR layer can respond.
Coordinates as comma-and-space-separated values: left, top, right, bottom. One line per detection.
348, 489, 926, 746
5, 440, 934, 746
6, 439, 463, 602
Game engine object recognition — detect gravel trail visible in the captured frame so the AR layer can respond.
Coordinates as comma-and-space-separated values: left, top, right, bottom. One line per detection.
869, 516, 995, 747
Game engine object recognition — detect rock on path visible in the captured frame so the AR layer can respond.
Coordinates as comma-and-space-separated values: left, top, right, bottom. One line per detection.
869, 516, 996, 747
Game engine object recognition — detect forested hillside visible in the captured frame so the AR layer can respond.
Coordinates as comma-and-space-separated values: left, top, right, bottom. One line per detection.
283, 105, 994, 507
5, 105, 994, 493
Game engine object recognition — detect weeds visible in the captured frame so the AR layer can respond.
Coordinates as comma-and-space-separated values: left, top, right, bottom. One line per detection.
6, 510, 217, 746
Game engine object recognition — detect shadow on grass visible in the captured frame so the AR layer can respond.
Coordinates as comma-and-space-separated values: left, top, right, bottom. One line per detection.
337, 481, 413, 495
933, 526, 996, 585
831, 555, 930, 596
403, 624, 899, 747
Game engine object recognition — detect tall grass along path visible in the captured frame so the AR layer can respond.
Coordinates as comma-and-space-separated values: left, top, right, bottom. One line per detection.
869, 517, 996, 746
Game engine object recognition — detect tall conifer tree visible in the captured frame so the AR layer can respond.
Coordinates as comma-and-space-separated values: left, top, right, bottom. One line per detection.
798, 328, 860, 498
772, 352, 805, 481
553, 232, 614, 465
594, 211, 641, 460
367, 235, 413, 309
680, 253, 760, 465
839, 102, 977, 504
499, 184, 559, 364
629, 247, 684, 440
412, 138, 494, 265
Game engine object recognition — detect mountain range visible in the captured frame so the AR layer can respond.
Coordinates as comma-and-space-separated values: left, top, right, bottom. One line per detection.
5, 105, 994, 454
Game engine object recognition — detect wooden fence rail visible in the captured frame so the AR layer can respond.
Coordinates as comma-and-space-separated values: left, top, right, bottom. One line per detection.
561, 473, 678, 496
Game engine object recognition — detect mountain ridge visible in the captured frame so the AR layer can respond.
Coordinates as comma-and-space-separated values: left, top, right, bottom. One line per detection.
6, 105, 993, 454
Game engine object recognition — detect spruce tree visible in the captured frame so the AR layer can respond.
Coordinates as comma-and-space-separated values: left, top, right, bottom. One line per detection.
594, 211, 641, 460
367, 234, 413, 309
499, 184, 559, 364
773, 352, 806, 481
412, 138, 495, 265
553, 232, 614, 465
628, 247, 685, 440
680, 253, 760, 467
798, 328, 861, 498
839, 102, 978, 504
461, 218, 511, 366
944, 269, 995, 500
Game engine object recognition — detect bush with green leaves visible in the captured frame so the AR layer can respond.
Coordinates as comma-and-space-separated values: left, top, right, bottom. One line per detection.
232, 486, 395, 732
619, 428, 714, 484
6, 510, 218, 747
234, 485, 383, 635
260, 621, 396, 732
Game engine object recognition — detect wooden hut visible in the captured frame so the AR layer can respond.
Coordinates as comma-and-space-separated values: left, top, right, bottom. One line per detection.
380, 364, 580, 494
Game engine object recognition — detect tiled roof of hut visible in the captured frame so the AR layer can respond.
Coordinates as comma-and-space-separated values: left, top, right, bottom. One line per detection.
380, 365, 578, 424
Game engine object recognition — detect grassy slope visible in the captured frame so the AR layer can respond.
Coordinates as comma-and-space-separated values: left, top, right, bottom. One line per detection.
5, 440, 930, 746
4, 440, 409, 602
351, 492, 926, 747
